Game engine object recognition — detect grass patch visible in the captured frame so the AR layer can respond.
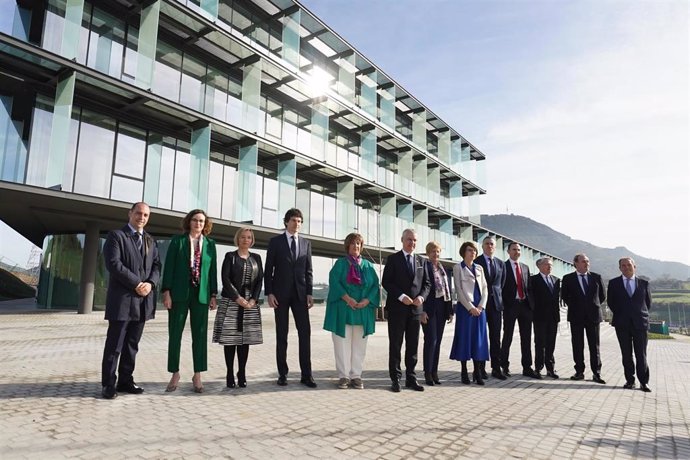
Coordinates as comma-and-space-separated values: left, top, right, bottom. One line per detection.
648, 332, 674, 340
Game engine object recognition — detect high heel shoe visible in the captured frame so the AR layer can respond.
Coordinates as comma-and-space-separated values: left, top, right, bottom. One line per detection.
226, 374, 236, 389
461, 371, 470, 385
165, 373, 180, 392
472, 371, 485, 386
237, 372, 247, 388
192, 375, 204, 393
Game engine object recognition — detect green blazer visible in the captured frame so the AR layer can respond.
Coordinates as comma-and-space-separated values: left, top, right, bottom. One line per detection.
323, 257, 380, 338
161, 233, 218, 305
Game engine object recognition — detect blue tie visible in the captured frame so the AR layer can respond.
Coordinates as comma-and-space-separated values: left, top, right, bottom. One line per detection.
625, 278, 634, 297
407, 254, 414, 276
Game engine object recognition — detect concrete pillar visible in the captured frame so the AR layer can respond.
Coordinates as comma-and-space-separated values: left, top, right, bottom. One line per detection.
78, 221, 99, 314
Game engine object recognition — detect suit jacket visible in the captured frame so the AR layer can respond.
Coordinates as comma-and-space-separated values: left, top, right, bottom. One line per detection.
220, 251, 263, 302
453, 262, 488, 312
423, 262, 453, 320
104, 225, 161, 322
382, 251, 431, 319
474, 255, 505, 311
561, 271, 605, 324
502, 259, 531, 307
607, 276, 652, 330
264, 232, 313, 304
528, 274, 561, 323
161, 233, 218, 305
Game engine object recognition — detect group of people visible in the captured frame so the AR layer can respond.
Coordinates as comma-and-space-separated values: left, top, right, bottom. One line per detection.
100, 203, 653, 399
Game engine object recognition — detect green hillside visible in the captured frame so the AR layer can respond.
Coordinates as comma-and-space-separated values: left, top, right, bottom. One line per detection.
0, 267, 36, 301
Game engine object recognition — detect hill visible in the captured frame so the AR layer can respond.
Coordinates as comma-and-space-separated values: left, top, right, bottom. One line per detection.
0, 267, 36, 301
481, 214, 690, 281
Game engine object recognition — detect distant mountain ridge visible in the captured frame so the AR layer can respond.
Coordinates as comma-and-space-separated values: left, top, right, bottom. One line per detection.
481, 214, 690, 281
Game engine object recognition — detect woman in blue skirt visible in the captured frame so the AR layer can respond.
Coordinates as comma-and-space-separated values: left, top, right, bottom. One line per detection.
449, 241, 489, 385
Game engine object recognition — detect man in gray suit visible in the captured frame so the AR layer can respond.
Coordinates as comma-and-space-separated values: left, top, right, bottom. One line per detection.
607, 257, 652, 392
101, 202, 160, 399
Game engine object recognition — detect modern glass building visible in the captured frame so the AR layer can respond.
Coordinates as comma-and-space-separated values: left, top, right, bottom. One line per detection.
0, 0, 571, 311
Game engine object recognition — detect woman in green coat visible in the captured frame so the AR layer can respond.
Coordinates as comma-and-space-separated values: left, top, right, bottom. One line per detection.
323, 232, 380, 390
161, 209, 217, 393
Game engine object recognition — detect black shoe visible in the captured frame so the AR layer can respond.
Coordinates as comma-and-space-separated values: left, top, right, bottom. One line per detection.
405, 380, 424, 391
431, 373, 441, 385
546, 370, 559, 379
461, 371, 471, 385
116, 382, 144, 394
623, 381, 636, 390
592, 373, 606, 384
237, 373, 247, 388
424, 372, 434, 386
534, 371, 543, 380
640, 383, 652, 393
102, 386, 117, 399
391, 380, 401, 392
277, 375, 288, 386
226, 375, 236, 388
570, 373, 585, 381
300, 376, 317, 388
491, 369, 507, 380
502, 368, 512, 377
472, 371, 485, 386
522, 368, 539, 379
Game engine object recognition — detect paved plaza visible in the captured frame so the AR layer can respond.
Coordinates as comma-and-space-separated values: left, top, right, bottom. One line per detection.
1, 300, 689, 459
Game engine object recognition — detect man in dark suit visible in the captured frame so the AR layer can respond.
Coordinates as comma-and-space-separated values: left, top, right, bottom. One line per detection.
264, 208, 316, 388
101, 202, 161, 399
607, 257, 652, 392
561, 253, 606, 383
528, 257, 561, 379
474, 236, 507, 380
382, 228, 431, 392
500, 242, 538, 378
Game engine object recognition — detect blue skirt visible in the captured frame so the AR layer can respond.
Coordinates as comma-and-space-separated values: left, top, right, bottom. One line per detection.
449, 303, 489, 361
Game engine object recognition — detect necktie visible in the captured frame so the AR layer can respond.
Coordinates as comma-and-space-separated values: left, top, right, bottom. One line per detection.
487, 258, 493, 278
135, 232, 143, 253
407, 254, 414, 276
580, 274, 589, 294
290, 236, 297, 260
545, 276, 553, 293
625, 278, 634, 296
515, 263, 525, 300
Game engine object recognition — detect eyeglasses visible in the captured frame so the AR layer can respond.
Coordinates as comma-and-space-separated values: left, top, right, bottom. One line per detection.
191, 218, 205, 223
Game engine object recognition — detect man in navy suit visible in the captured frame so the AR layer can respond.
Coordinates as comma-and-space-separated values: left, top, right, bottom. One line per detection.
474, 236, 507, 380
528, 257, 561, 379
101, 202, 161, 399
264, 208, 316, 388
561, 253, 606, 383
607, 257, 652, 392
382, 228, 431, 392
500, 242, 538, 378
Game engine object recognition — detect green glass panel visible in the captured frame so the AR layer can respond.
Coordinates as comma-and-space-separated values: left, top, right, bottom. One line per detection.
469, 190, 480, 225
0, 95, 27, 183
451, 137, 462, 175
310, 103, 328, 161
46, 71, 75, 189
200, 0, 218, 20
296, 187, 310, 234
449, 179, 462, 217
189, 124, 211, 210
336, 54, 356, 103
143, 134, 163, 207
278, 158, 296, 221
360, 128, 376, 181
413, 207, 428, 249
438, 131, 450, 165
360, 71, 377, 118
412, 157, 427, 203
412, 110, 426, 151
396, 149, 412, 196
439, 218, 453, 260
397, 201, 413, 241
281, 9, 300, 68
135, 1, 160, 89
241, 60, 262, 133
380, 195, 396, 248
61, 0, 84, 60
380, 87, 395, 130
336, 179, 355, 240
235, 142, 257, 222
427, 165, 440, 209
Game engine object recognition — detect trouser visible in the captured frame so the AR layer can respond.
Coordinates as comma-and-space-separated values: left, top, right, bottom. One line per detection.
534, 319, 558, 372
274, 289, 312, 378
500, 300, 533, 371
421, 297, 447, 374
168, 291, 209, 373
388, 305, 421, 382
615, 325, 649, 385
570, 321, 601, 374
101, 319, 145, 387
485, 301, 503, 370
332, 325, 368, 379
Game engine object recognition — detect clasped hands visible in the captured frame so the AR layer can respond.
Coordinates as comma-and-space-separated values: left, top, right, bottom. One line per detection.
268, 294, 314, 309
343, 295, 369, 310
400, 294, 424, 307
237, 297, 256, 310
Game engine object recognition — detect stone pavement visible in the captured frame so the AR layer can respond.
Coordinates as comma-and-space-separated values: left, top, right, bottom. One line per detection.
1, 303, 689, 459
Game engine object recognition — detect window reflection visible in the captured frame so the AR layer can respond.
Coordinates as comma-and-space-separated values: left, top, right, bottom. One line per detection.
73, 109, 115, 198
114, 124, 146, 179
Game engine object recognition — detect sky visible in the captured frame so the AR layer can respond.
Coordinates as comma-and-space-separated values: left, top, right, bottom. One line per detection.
300, 0, 690, 265
1, 0, 688, 268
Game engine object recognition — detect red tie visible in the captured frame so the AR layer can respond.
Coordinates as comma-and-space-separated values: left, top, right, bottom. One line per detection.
515, 263, 525, 300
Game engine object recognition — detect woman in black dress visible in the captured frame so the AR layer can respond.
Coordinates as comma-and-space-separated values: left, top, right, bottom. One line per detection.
213, 227, 263, 388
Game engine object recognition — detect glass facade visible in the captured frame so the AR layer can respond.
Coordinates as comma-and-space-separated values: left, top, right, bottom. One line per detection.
0, 0, 571, 309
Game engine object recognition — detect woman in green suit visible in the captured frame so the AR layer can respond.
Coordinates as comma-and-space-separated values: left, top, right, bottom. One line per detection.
162, 209, 218, 393
323, 232, 380, 390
